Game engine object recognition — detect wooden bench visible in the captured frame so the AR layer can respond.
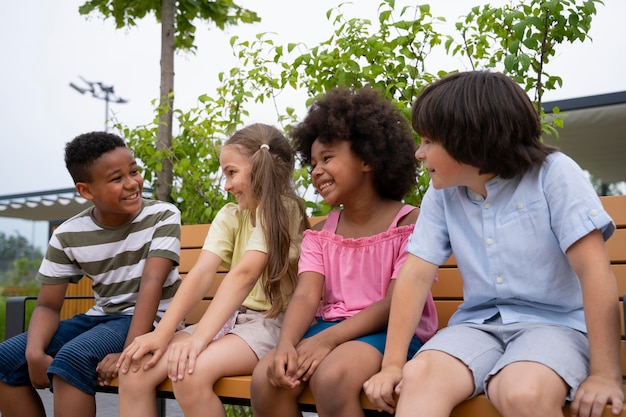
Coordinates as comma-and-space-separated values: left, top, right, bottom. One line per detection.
5, 194, 626, 416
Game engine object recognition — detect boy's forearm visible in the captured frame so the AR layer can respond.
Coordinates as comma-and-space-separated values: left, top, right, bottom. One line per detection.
585, 295, 622, 380
25, 306, 60, 358
124, 279, 167, 347
382, 256, 436, 369
381, 295, 424, 370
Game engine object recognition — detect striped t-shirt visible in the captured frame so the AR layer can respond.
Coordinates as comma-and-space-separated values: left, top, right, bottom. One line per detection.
37, 199, 182, 322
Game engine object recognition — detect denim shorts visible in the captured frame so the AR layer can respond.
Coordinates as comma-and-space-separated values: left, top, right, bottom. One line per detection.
304, 319, 423, 360
417, 319, 589, 401
0, 314, 132, 395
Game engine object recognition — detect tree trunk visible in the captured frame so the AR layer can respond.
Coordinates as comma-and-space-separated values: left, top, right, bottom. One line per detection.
156, 0, 175, 202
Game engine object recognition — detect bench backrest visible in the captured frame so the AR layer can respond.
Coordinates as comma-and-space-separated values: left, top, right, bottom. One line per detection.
61, 195, 626, 373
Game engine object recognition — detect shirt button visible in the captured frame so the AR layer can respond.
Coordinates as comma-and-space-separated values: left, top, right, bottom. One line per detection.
496, 276, 504, 284
484, 202, 491, 209
486, 238, 494, 245
517, 203, 524, 210
591, 209, 598, 216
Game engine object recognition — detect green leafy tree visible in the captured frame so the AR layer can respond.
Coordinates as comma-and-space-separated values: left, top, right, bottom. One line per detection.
4, 257, 42, 288
446, 0, 601, 137
78, 0, 259, 203
120, 0, 603, 223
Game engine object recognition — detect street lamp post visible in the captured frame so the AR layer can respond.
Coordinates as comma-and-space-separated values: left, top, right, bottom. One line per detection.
69, 76, 128, 132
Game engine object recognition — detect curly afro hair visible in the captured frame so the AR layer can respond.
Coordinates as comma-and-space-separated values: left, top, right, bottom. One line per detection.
292, 86, 417, 201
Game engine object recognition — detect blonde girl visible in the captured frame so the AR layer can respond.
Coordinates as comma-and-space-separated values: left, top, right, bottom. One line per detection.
116, 123, 309, 417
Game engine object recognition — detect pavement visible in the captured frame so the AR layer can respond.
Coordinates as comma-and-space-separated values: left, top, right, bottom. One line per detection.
39, 389, 318, 416
39, 389, 185, 416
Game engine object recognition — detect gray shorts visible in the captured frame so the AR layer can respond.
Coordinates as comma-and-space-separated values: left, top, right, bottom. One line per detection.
183, 308, 283, 360
417, 319, 589, 401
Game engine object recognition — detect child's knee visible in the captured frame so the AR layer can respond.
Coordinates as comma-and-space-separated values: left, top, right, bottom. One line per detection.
402, 353, 435, 382
250, 363, 269, 393
118, 369, 150, 393
311, 362, 344, 387
490, 385, 561, 417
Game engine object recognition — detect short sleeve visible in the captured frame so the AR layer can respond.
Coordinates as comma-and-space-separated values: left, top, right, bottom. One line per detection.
202, 204, 238, 267
542, 153, 615, 252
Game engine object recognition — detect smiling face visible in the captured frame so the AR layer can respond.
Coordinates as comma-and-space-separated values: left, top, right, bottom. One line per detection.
310, 138, 371, 205
415, 137, 493, 196
220, 144, 256, 211
76, 147, 144, 226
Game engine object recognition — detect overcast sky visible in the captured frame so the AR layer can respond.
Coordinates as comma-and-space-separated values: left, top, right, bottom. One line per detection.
2, 0, 625, 250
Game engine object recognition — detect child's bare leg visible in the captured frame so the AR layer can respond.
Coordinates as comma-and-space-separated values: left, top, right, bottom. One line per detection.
173, 334, 259, 417
488, 361, 567, 417
250, 348, 305, 417
118, 349, 172, 417
395, 350, 474, 417
0, 381, 45, 417
119, 331, 193, 417
52, 377, 96, 417
309, 341, 381, 417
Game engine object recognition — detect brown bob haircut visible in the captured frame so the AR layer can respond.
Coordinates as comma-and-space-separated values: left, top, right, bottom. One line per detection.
412, 71, 556, 179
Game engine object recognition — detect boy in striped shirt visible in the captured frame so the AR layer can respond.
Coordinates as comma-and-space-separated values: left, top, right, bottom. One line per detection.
0, 131, 182, 417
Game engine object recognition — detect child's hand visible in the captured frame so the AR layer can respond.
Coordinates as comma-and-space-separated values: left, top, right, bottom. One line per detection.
116, 331, 169, 374
363, 366, 403, 414
267, 343, 300, 389
96, 353, 120, 386
26, 352, 53, 389
166, 336, 206, 381
293, 335, 333, 382
570, 374, 624, 417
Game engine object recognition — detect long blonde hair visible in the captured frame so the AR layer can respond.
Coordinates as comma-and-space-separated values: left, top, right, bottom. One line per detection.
225, 124, 309, 317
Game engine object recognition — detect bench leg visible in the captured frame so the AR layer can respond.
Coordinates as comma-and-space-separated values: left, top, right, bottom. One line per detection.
156, 397, 166, 417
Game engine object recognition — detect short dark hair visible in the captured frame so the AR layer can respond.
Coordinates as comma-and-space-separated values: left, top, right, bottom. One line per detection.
292, 86, 418, 201
412, 71, 556, 179
64, 131, 127, 183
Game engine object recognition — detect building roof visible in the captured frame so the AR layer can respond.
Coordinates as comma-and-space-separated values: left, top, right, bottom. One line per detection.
542, 91, 626, 185
0, 187, 153, 221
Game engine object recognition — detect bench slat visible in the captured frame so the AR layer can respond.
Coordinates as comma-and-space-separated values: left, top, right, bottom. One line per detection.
179, 224, 210, 248
603, 195, 626, 227
608, 228, 626, 263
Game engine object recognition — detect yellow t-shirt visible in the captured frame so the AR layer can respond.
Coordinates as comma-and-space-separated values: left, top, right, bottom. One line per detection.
202, 201, 303, 311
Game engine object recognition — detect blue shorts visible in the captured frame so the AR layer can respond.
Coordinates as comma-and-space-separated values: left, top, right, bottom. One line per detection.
0, 314, 132, 395
304, 319, 423, 360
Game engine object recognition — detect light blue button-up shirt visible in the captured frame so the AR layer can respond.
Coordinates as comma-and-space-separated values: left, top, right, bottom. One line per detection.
407, 152, 615, 333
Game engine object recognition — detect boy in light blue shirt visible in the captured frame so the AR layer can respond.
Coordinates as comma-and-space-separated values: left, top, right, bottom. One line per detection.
364, 71, 623, 417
